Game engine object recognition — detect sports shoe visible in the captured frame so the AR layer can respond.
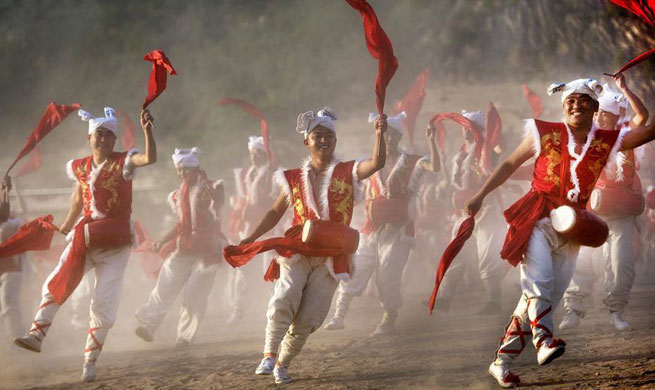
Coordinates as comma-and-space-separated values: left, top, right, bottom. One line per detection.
13, 333, 42, 353
323, 316, 345, 330
255, 356, 275, 375
537, 339, 566, 365
81, 361, 96, 382
370, 319, 395, 337
610, 312, 632, 332
135, 325, 154, 342
559, 310, 581, 330
488, 361, 520, 388
273, 365, 292, 384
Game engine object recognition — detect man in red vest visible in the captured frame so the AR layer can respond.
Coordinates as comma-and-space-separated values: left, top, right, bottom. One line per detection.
13, 107, 157, 382
464, 77, 655, 388
324, 112, 439, 335
241, 107, 386, 384
560, 74, 648, 332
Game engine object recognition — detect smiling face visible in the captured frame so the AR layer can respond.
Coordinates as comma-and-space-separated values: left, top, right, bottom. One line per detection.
595, 109, 620, 130
563, 93, 598, 129
88, 127, 116, 157
304, 125, 336, 161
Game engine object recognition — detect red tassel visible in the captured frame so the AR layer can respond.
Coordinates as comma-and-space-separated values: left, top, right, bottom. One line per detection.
264, 259, 280, 282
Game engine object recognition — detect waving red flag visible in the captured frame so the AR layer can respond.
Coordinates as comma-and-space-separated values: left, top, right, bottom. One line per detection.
394, 67, 430, 150
610, 47, 655, 76
117, 110, 136, 150
16, 146, 42, 177
345, 0, 398, 115
6, 102, 81, 176
481, 103, 502, 172
522, 84, 543, 119
218, 97, 277, 165
429, 112, 484, 162
609, 0, 655, 26
142, 49, 177, 110
0, 215, 58, 258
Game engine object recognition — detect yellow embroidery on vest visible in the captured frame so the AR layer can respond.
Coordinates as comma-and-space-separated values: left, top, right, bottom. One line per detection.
101, 158, 121, 210
541, 131, 562, 186
329, 178, 353, 224
292, 185, 306, 223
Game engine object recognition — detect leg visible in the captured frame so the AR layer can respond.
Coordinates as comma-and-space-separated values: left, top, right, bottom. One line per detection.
603, 217, 637, 330
226, 267, 247, 323
0, 271, 24, 338
177, 260, 218, 344
561, 246, 595, 319
69, 273, 94, 330
475, 210, 510, 312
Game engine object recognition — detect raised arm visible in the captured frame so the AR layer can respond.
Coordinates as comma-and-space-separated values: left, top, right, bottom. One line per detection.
239, 191, 289, 244
419, 124, 441, 172
356, 115, 387, 180
614, 73, 648, 128
0, 175, 10, 223
466, 135, 536, 215
127, 109, 157, 167
59, 183, 84, 235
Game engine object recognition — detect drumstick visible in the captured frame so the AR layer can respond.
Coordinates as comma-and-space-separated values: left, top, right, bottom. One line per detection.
603, 72, 616, 77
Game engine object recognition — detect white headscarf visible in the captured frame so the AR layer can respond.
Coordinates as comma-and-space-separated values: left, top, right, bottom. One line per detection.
172, 147, 201, 168
78, 107, 118, 135
598, 83, 626, 116
547, 78, 603, 103
248, 136, 266, 153
295, 107, 337, 138
368, 111, 407, 134
461, 110, 485, 128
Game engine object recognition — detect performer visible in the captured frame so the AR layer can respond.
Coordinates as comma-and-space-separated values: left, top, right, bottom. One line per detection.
324, 112, 439, 335
560, 74, 648, 332
437, 110, 510, 314
237, 107, 386, 384
135, 147, 225, 346
13, 107, 157, 382
462, 78, 655, 388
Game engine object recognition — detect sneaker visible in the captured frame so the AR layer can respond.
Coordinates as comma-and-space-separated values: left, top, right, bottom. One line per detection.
13, 334, 42, 353
81, 361, 96, 382
559, 310, 581, 330
370, 319, 395, 337
135, 325, 154, 342
488, 361, 520, 388
537, 339, 566, 365
610, 312, 632, 332
255, 356, 275, 375
477, 301, 501, 315
323, 316, 345, 330
273, 365, 292, 384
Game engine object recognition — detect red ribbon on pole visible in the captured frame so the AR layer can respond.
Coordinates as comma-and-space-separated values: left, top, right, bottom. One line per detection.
609, 0, 655, 27
345, 0, 398, 115
429, 112, 484, 163
218, 97, 277, 166
394, 67, 430, 151
16, 146, 42, 177
116, 110, 136, 150
142, 49, 177, 110
610, 47, 655, 75
522, 84, 543, 119
6, 102, 81, 176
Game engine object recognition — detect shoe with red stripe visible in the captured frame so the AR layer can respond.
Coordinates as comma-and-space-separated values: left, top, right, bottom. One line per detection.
488, 362, 520, 388
14, 333, 42, 353
81, 361, 96, 382
537, 338, 566, 365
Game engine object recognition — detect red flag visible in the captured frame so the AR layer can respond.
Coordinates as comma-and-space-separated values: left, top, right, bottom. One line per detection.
429, 112, 484, 162
481, 103, 502, 172
609, 0, 655, 27
6, 102, 80, 175
394, 67, 430, 151
0, 215, 58, 258
117, 110, 136, 150
611, 47, 655, 75
218, 97, 277, 165
142, 49, 177, 109
345, 0, 398, 115
428, 215, 475, 314
16, 146, 42, 177
522, 84, 543, 119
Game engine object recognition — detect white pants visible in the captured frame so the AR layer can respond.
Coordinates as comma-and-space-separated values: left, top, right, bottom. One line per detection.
495, 217, 579, 364
135, 252, 218, 343
264, 255, 337, 367
563, 215, 637, 315
439, 207, 509, 302
332, 224, 413, 321
69, 273, 94, 329
0, 271, 24, 338
30, 243, 131, 362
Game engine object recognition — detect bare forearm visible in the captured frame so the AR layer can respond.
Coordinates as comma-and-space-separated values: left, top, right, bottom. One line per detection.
476, 161, 521, 200
0, 201, 8, 223
246, 208, 284, 242
423, 142, 440, 172
356, 132, 386, 180
60, 203, 83, 233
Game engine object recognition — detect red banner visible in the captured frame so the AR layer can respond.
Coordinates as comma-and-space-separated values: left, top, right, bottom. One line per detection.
522, 84, 543, 119
394, 67, 430, 150
609, 0, 655, 26
16, 146, 42, 177
142, 49, 177, 109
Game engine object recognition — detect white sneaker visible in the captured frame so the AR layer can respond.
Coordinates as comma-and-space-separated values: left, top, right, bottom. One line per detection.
13, 333, 42, 353
135, 325, 154, 342
610, 312, 632, 332
537, 339, 566, 365
255, 356, 275, 375
559, 310, 581, 330
323, 316, 345, 330
273, 365, 292, 384
370, 319, 395, 337
488, 362, 520, 388
81, 361, 96, 382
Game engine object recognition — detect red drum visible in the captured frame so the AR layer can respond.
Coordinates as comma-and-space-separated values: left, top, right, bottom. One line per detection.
452, 189, 477, 210
301, 220, 359, 254
589, 187, 644, 217
368, 198, 409, 226
550, 205, 609, 247
84, 218, 132, 249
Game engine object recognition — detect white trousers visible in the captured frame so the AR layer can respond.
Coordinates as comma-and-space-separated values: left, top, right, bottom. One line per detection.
563, 215, 637, 315
495, 217, 579, 364
69, 273, 94, 329
135, 252, 218, 343
31, 243, 131, 362
333, 224, 412, 320
0, 270, 24, 338
264, 255, 337, 367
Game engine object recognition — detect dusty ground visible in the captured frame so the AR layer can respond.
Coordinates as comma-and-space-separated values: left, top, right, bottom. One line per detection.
1, 260, 653, 390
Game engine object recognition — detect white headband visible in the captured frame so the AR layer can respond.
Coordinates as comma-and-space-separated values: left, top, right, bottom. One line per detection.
598, 83, 627, 116
78, 107, 117, 135
547, 78, 602, 103
461, 110, 485, 129
172, 147, 201, 168
248, 136, 266, 153
368, 111, 407, 134
295, 107, 337, 138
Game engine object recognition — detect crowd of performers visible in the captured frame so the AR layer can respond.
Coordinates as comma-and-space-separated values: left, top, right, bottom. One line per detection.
1, 72, 655, 388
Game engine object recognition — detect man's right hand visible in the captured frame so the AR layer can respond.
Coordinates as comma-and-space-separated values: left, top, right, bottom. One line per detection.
2, 175, 11, 192
239, 237, 254, 246
465, 193, 483, 216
